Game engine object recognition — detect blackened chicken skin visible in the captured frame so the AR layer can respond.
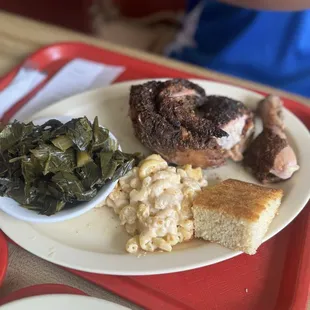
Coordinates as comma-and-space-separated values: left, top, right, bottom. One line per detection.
202, 95, 255, 161
157, 80, 226, 137
129, 79, 254, 168
244, 95, 299, 183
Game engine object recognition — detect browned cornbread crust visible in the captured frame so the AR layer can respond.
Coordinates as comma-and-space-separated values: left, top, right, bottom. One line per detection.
193, 179, 283, 222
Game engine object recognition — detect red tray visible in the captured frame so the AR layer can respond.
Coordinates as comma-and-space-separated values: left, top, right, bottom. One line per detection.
0, 284, 86, 306
0, 231, 8, 287
0, 42, 309, 310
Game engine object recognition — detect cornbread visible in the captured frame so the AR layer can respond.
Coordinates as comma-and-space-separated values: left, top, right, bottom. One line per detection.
192, 179, 283, 254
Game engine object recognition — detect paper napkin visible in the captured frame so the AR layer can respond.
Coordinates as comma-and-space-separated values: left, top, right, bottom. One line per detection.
0, 58, 125, 121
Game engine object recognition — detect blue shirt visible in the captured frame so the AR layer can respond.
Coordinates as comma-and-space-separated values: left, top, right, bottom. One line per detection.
166, 0, 310, 97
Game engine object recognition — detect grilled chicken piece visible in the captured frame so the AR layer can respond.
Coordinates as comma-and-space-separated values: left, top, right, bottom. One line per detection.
129, 79, 254, 168
244, 95, 299, 183
201, 95, 255, 161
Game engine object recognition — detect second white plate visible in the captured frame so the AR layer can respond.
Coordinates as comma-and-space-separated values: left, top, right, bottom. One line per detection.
0, 294, 129, 310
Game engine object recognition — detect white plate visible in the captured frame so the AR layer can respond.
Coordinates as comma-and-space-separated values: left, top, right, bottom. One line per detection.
1, 79, 309, 275
0, 116, 119, 223
0, 294, 129, 310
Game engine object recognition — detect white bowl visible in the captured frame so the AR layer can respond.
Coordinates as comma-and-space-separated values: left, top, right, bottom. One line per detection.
0, 116, 119, 223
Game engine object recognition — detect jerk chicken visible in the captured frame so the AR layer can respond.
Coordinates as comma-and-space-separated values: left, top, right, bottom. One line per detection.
129, 79, 254, 168
244, 95, 299, 183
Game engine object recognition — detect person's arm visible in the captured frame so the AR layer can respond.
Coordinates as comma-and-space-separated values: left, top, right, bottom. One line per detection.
219, 0, 310, 11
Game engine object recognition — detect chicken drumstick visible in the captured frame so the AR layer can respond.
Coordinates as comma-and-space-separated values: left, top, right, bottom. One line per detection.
244, 95, 299, 183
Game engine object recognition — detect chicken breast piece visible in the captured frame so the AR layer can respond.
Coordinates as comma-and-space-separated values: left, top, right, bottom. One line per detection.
129, 79, 254, 168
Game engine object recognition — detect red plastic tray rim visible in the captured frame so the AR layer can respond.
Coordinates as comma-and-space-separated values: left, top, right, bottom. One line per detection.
0, 42, 309, 310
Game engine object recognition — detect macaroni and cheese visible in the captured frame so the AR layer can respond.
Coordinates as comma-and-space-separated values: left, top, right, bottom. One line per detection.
105, 154, 208, 253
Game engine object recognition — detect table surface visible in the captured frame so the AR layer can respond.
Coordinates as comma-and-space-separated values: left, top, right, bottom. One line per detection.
0, 10, 309, 310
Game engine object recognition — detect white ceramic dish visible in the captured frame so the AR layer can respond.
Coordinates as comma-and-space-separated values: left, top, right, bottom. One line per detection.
0, 294, 129, 310
0, 116, 119, 223
0, 79, 309, 275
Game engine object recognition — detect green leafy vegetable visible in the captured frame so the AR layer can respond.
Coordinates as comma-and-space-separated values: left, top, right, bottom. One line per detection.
52, 171, 97, 201
66, 117, 93, 151
76, 151, 92, 168
100, 151, 114, 180
0, 117, 141, 215
76, 161, 101, 189
23, 195, 66, 216
0, 121, 35, 152
51, 135, 74, 151
21, 156, 41, 204
111, 151, 141, 181
92, 116, 109, 150
30, 144, 76, 175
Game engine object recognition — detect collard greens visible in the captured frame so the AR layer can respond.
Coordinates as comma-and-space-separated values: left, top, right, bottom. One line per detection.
0, 117, 141, 215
